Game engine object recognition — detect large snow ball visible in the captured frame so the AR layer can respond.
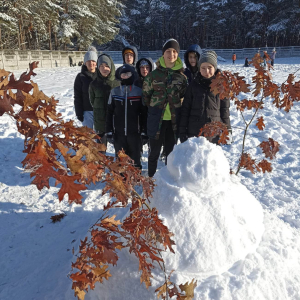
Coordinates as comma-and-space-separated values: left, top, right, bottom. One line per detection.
167, 137, 230, 193
151, 137, 264, 276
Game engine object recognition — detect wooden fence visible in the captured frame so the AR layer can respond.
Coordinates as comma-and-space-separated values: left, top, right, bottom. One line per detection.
1, 47, 300, 71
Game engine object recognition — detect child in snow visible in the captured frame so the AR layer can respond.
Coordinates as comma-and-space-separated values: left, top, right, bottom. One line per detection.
89, 54, 120, 150
271, 49, 276, 66
179, 50, 232, 145
106, 64, 147, 169
115, 46, 139, 82
184, 44, 202, 84
232, 53, 236, 64
244, 57, 249, 67
263, 51, 267, 67
74, 46, 98, 129
142, 38, 188, 177
134, 58, 154, 88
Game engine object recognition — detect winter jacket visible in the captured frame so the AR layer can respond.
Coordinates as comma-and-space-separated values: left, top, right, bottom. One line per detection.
89, 54, 120, 133
184, 44, 202, 84
134, 57, 155, 88
74, 65, 97, 120
272, 51, 276, 60
142, 57, 188, 139
179, 70, 231, 141
106, 84, 147, 135
116, 45, 139, 81
232, 54, 236, 61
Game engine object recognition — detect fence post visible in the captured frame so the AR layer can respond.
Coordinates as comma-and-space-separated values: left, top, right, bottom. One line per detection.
50, 51, 53, 68
16, 50, 19, 69
28, 50, 32, 63
1, 50, 5, 69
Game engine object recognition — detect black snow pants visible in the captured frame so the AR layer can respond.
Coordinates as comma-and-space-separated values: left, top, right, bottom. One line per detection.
148, 120, 176, 177
114, 133, 142, 169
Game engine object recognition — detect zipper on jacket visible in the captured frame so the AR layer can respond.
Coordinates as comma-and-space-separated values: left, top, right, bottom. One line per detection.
125, 86, 128, 136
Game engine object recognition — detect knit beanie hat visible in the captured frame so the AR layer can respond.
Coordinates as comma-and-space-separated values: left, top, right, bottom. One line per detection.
97, 54, 111, 69
199, 50, 218, 70
84, 46, 98, 64
119, 64, 135, 86
124, 49, 134, 56
162, 38, 180, 54
119, 64, 135, 75
140, 59, 150, 67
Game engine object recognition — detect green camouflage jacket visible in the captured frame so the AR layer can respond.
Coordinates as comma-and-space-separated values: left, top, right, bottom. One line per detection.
142, 57, 187, 139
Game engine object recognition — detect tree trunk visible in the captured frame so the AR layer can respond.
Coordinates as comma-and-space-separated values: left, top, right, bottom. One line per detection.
0, 27, 2, 50
48, 20, 52, 50
54, 31, 58, 50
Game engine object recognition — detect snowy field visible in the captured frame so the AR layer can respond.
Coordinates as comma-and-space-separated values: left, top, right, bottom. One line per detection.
1, 57, 300, 300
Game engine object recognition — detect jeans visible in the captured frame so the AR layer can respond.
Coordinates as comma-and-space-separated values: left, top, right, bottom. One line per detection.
82, 111, 94, 130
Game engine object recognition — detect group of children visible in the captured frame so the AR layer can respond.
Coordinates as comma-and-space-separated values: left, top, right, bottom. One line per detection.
231, 49, 277, 67
74, 40, 231, 177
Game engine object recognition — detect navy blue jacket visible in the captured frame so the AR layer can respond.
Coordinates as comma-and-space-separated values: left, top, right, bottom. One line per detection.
106, 65, 147, 136
184, 44, 202, 84
134, 57, 155, 88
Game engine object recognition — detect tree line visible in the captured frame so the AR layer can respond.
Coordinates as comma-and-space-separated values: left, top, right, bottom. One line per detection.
1, 0, 299, 51
111, 0, 300, 50
0, 0, 121, 51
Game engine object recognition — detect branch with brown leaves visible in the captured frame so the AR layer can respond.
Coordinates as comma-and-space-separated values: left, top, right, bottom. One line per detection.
200, 53, 299, 175
0, 63, 197, 300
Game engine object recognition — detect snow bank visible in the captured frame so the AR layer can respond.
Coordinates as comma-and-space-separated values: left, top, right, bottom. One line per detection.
151, 137, 264, 276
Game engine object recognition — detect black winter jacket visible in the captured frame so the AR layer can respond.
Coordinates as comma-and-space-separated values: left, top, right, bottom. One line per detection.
106, 84, 147, 135
179, 70, 231, 139
74, 65, 97, 120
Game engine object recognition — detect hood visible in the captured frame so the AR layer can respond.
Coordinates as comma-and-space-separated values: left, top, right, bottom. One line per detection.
158, 56, 184, 71
136, 57, 155, 78
122, 45, 138, 66
96, 53, 116, 81
184, 44, 202, 70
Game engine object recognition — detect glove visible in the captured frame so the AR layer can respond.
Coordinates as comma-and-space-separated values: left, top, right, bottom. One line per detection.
227, 129, 233, 145
141, 132, 149, 146
77, 115, 84, 122
106, 132, 114, 144
180, 133, 188, 144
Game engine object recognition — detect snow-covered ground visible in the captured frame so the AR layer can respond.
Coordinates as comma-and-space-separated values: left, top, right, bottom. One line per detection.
0, 57, 300, 300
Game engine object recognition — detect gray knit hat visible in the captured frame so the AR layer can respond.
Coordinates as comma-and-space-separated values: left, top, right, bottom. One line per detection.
97, 54, 111, 69
84, 46, 98, 64
199, 50, 218, 70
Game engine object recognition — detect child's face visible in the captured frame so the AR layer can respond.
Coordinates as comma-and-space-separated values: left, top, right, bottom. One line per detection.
85, 60, 97, 73
188, 52, 197, 67
124, 53, 134, 65
163, 48, 178, 65
200, 62, 215, 78
99, 63, 111, 77
140, 65, 150, 77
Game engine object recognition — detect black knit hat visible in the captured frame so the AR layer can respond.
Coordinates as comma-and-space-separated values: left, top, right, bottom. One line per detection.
162, 38, 180, 54
119, 64, 135, 75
